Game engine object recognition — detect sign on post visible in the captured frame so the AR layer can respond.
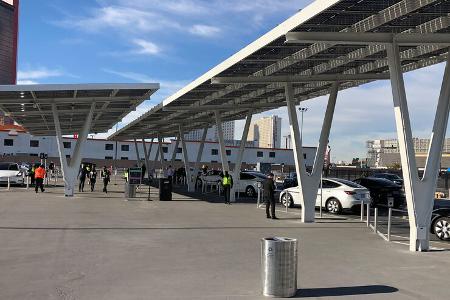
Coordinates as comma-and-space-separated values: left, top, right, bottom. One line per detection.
128, 167, 142, 185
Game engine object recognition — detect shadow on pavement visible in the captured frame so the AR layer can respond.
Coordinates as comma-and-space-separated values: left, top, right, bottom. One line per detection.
295, 285, 398, 298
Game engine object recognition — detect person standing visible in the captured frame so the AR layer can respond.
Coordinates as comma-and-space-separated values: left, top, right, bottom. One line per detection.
30, 165, 35, 186
222, 171, 233, 205
90, 167, 97, 192
167, 165, 174, 183
101, 166, 111, 193
263, 173, 277, 219
34, 165, 46, 193
78, 164, 87, 192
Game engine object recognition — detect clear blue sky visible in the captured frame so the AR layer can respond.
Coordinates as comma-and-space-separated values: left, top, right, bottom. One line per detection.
16, 0, 448, 162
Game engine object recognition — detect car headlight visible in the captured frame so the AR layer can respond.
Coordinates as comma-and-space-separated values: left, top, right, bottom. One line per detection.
17, 172, 23, 177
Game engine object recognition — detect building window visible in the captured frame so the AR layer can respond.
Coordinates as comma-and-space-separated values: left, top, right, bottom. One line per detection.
30, 153, 38, 157
105, 144, 114, 150
211, 160, 218, 163
162, 147, 168, 153
175, 159, 182, 162
211, 149, 219, 155
121, 145, 129, 151
257, 151, 264, 157
121, 157, 129, 160
269, 152, 276, 158
63, 142, 71, 149
226, 149, 231, 156
4, 139, 13, 146
177, 147, 182, 153
304, 154, 307, 159
30, 140, 39, 148
66, 155, 71, 158
105, 156, 113, 160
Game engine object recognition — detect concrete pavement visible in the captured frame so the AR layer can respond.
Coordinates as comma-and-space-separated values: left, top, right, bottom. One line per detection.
0, 184, 449, 299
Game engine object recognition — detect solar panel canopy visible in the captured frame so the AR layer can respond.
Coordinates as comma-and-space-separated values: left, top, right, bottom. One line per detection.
0, 83, 159, 136
110, 0, 450, 140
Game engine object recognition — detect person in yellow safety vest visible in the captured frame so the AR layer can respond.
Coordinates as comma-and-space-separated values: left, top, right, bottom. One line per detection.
124, 169, 129, 183
222, 171, 233, 205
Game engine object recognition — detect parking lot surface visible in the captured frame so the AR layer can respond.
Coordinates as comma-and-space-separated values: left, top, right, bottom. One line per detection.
0, 184, 449, 299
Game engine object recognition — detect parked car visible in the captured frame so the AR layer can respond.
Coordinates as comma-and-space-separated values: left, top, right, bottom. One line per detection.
197, 170, 267, 197
431, 199, 450, 241
282, 173, 298, 189
279, 178, 371, 214
371, 173, 403, 186
353, 177, 405, 208
0, 162, 25, 185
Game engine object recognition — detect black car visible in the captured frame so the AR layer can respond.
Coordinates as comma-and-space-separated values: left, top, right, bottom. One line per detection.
371, 173, 404, 186
353, 177, 405, 208
431, 199, 450, 241
282, 173, 297, 189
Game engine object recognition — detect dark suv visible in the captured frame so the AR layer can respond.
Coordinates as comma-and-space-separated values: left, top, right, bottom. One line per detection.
371, 173, 403, 186
353, 177, 405, 208
432, 199, 450, 241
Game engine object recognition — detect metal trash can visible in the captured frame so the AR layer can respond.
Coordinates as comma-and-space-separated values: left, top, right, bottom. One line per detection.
124, 183, 137, 199
261, 237, 298, 298
159, 178, 172, 201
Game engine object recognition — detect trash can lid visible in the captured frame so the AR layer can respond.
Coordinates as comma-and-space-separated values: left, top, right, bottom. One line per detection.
262, 237, 297, 242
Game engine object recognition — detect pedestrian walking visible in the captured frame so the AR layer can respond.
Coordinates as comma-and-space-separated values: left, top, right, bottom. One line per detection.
90, 167, 97, 192
222, 171, 233, 205
78, 164, 87, 192
101, 166, 111, 193
34, 165, 45, 193
263, 173, 277, 219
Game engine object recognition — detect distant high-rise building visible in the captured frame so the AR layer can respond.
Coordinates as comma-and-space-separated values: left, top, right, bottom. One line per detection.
247, 115, 282, 148
0, 0, 19, 126
184, 121, 235, 142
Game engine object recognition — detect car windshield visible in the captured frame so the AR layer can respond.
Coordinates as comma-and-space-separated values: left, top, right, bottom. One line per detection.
333, 178, 364, 188
0, 163, 18, 171
243, 172, 267, 179
385, 174, 401, 180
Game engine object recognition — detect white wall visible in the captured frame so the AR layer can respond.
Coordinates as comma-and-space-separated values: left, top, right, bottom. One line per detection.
0, 131, 316, 167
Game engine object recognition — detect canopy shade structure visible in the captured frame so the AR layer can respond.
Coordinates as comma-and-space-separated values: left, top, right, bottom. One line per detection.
109, 0, 450, 140
0, 83, 159, 136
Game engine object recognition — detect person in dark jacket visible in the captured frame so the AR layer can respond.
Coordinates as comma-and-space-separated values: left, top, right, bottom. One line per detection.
101, 166, 111, 193
78, 164, 87, 192
263, 173, 277, 219
89, 167, 97, 192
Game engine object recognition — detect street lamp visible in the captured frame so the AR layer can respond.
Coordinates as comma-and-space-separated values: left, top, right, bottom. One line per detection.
298, 107, 308, 143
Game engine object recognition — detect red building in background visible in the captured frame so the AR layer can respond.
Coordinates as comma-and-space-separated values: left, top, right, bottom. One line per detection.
0, 0, 19, 125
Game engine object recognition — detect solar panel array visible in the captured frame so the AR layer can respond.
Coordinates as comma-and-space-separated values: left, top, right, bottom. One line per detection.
108, 0, 450, 140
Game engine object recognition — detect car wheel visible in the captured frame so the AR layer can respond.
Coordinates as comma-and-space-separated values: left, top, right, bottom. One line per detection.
246, 186, 256, 198
326, 198, 342, 214
281, 193, 293, 208
434, 217, 450, 240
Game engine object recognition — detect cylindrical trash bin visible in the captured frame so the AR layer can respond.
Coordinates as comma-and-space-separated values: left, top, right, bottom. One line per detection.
159, 178, 172, 201
261, 237, 298, 298
124, 184, 137, 199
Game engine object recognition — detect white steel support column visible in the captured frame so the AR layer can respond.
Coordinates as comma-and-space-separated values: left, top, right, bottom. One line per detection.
230, 111, 253, 202
157, 135, 165, 170
133, 138, 142, 167
285, 82, 338, 223
387, 44, 450, 252
214, 111, 230, 173
142, 137, 154, 179
193, 127, 208, 188
171, 134, 181, 165
179, 126, 193, 192
52, 102, 95, 197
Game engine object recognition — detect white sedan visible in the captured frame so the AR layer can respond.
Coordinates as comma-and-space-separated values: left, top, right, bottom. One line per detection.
279, 178, 371, 214
0, 162, 25, 185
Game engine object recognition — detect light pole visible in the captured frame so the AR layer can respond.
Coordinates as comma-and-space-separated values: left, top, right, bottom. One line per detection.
298, 107, 308, 143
